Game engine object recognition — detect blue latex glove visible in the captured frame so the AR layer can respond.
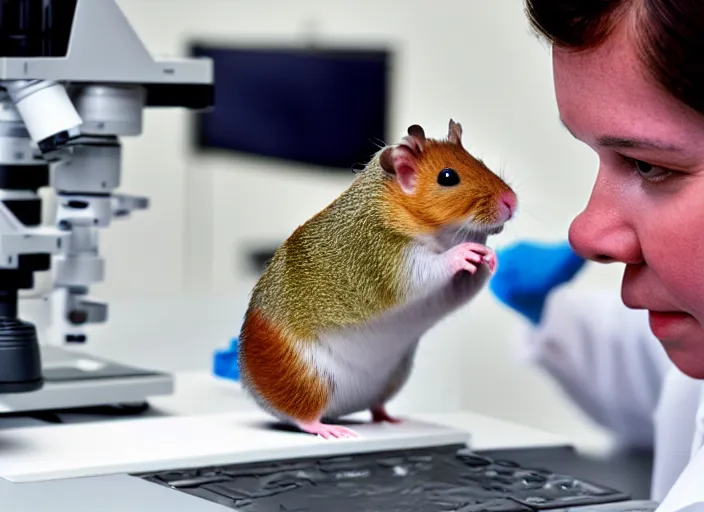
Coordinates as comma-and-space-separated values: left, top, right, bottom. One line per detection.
489, 240, 587, 325
213, 337, 240, 381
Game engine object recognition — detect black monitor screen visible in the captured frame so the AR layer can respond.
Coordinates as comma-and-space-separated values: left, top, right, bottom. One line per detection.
189, 43, 392, 171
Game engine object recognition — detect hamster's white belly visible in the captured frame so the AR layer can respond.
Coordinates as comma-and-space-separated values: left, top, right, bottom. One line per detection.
307, 269, 487, 418
309, 322, 421, 419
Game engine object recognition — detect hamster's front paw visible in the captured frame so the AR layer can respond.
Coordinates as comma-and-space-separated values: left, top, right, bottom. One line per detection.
481, 248, 497, 274
446, 242, 492, 275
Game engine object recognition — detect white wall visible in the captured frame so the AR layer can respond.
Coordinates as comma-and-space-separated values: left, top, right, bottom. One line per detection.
21, 0, 635, 453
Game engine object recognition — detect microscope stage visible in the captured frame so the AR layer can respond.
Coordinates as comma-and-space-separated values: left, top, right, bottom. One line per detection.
0, 346, 173, 414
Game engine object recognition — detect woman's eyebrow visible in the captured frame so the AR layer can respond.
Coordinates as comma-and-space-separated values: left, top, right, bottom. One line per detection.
558, 117, 683, 152
596, 135, 683, 152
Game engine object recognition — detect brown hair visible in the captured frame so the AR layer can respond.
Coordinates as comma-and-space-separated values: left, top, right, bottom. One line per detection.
524, 0, 704, 116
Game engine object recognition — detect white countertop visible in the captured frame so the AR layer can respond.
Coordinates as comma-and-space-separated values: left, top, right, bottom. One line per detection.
0, 370, 571, 483
149, 371, 570, 451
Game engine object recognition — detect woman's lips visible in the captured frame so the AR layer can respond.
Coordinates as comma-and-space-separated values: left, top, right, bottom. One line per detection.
648, 310, 692, 339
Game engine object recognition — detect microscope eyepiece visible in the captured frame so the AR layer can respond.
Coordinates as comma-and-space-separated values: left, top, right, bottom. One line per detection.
3, 80, 82, 159
0, 317, 43, 393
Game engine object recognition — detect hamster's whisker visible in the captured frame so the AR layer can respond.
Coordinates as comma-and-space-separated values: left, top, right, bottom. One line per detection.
453, 220, 475, 244
369, 137, 387, 150
452, 225, 463, 245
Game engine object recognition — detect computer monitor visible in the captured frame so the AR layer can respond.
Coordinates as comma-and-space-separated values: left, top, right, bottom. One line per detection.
189, 42, 392, 172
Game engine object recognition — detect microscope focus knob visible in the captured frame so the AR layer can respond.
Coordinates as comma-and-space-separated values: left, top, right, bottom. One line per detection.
0, 317, 43, 393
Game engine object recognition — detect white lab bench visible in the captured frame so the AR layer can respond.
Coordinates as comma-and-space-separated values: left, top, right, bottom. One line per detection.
153, 370, 571, 450
0, 369, 660, 512
0, 370, 570, 483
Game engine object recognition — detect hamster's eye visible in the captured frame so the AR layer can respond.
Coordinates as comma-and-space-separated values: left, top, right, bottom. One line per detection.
437, 168, 460, 187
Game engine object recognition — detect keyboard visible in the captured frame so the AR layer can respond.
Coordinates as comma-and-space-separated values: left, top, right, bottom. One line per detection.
134, 444, 634, 511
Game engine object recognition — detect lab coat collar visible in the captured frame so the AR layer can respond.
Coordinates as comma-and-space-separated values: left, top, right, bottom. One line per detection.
657, 441, 704, 512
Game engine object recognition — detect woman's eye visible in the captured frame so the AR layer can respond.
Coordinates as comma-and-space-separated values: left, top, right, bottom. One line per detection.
631, 159, 672, 182
635, 160, 653, 173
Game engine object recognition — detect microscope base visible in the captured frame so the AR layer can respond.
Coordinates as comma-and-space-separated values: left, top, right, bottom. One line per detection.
0, 346, 173, 414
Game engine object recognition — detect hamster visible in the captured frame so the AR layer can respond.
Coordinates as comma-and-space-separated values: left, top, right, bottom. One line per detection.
238, 119, 517, 439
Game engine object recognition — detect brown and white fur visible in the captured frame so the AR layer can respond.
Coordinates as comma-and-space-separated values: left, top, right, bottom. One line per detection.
238, 120, 517, 439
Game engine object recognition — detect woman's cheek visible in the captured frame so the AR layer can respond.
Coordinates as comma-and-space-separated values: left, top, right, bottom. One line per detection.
647, 222, 704, 314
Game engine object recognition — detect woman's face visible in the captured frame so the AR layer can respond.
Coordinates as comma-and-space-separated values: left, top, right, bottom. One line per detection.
553, 27, 704, 378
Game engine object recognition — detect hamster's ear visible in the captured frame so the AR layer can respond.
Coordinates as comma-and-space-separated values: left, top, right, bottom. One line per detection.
380, 145, 419, 195
379, 123, 426, 194
448, 119, 463, 146
406, 124, 426, 150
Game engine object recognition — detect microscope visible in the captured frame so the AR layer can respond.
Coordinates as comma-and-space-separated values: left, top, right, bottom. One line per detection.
0, 0, 213, 413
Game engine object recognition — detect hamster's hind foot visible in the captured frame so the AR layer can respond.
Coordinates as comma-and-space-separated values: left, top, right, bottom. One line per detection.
297, 420, 360, 440
371, 406, 402, 423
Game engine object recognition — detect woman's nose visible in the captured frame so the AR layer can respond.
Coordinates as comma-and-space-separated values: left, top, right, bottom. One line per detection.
568, 187, 642, 265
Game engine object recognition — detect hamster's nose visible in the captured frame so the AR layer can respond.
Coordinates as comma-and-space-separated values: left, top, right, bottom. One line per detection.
499, 191, 517, 220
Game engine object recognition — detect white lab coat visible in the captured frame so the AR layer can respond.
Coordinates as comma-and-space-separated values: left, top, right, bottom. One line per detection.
520, 286, 704, 509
